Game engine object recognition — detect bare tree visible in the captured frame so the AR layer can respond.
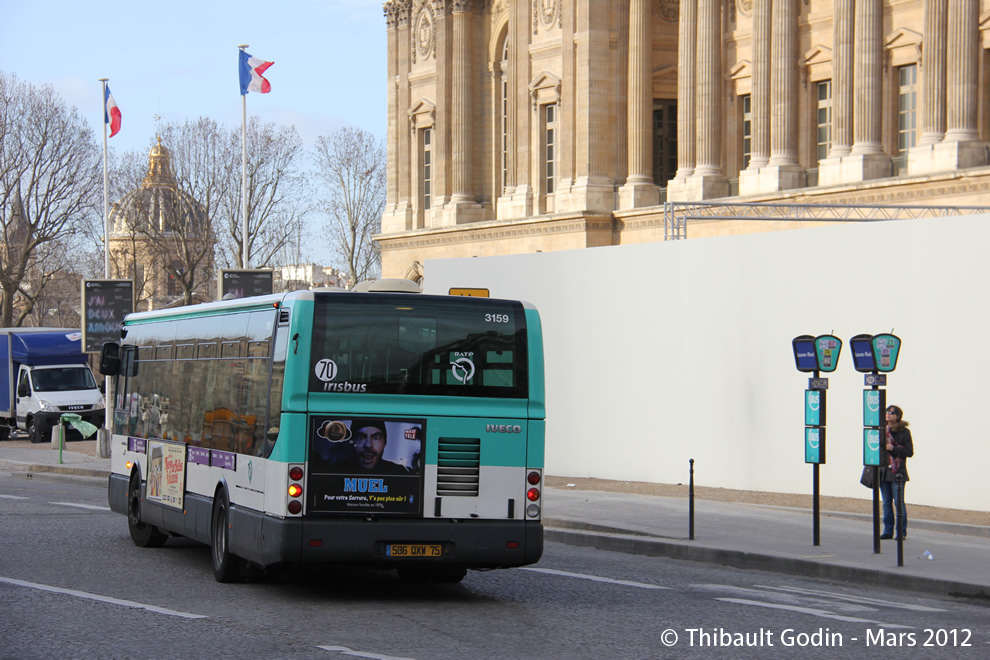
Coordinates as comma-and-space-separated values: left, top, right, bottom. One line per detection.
0, 71, 101, 326
314, 127, 385, 285
218, 116, 308, 270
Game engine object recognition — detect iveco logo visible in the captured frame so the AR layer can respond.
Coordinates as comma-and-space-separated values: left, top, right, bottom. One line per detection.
486, 424, 522, 433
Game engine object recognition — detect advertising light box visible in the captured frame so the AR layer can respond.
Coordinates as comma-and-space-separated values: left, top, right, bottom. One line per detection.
792, 335, 818, 372
863, 389, 886, 427
850, 334, 876, 372
872, 333, 901, 373
813, 335, 842, 373
805, 390, 824, 426
805, 427, 825, 464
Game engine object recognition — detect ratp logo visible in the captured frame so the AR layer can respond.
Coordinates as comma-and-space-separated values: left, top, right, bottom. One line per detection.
451, 357, 475, 383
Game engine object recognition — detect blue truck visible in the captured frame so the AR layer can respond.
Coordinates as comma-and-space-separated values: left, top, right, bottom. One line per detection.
0, 328, 105, 443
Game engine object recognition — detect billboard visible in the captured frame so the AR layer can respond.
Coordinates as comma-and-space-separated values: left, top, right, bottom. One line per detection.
218, 269, 274, 299
307, 416, 424, 515
81, 279, 134, 353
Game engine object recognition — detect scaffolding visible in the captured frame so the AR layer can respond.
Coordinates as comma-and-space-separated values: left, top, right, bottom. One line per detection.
662, 201, 990, 241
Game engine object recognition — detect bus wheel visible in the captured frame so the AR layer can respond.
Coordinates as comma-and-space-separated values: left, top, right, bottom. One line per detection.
128, 474, 168, 548
398, 567, 467, 584
211, 490, 242, 583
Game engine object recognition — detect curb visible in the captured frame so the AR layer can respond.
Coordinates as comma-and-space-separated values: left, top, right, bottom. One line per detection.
544, 526, 990, 601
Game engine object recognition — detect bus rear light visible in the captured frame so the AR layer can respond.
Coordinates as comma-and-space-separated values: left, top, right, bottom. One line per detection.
527, 470, 541, 485
526, 504, 540, 518
289, 466, 304, 481
288, 500, 302, 514
527, 487, 540, 502
506, 541, 520, 549
288, 484, 302, 498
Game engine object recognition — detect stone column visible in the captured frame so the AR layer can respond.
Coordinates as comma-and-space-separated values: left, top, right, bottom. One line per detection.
825, 0, 889, 183
907, 0, 947, 175
829, 0, 854, 158
619, 0, 659, 208
932, 0, 987, 168
919, 0, 947, 146
682, 0, 727, 199
380, 0, 413, 233
672, 0, 696, 183
449, 1, 473, 204
743, 0, 804, 194
851, 0, 883, 156
748, 0, 771, 170
944, 0, 979, 143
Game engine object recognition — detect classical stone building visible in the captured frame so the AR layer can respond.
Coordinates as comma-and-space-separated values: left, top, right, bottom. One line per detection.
108, 139, 214, 310
377, 0, 990, 279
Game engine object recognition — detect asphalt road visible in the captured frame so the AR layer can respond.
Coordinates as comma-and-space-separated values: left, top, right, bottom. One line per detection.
1, 475, 987, 659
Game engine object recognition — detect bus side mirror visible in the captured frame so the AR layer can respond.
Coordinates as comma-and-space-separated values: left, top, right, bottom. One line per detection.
100, 343, 121, 376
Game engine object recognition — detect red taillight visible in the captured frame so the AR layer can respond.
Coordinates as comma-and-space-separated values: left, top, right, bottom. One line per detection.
527, 488, 540, 502
527, 471, 541, 485
288, 500, 302, 514
288, 484, 302, 497
289, 466, 304, 480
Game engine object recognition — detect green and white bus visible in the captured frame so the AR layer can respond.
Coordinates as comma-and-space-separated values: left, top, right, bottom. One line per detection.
100, 282, 545, 583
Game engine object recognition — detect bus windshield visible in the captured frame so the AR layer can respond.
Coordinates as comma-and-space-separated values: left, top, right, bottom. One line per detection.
309, 293, 528, 398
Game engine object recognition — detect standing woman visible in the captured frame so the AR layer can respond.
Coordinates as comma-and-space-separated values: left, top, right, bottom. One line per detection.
880, 405, 914, 539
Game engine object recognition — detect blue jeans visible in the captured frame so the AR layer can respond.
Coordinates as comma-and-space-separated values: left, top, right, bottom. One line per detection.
879, 478, 907, 538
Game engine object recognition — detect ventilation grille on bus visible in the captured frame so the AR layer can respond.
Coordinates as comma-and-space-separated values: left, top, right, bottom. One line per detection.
278, 309, 290, 324
436, 437, 480, 497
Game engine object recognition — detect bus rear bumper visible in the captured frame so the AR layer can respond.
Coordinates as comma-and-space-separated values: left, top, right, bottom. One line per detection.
257, 514, 544, 569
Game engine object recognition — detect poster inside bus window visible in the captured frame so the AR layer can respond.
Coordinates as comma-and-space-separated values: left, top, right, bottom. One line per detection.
307, 416, 424, 515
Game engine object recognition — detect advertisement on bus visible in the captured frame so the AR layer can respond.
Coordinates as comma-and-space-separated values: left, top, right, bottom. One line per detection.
308, 416, 424, 515
146, 440, 187, 509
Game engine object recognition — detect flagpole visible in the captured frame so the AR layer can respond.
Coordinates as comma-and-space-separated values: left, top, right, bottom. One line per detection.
99, 79, 110, 279
239, 44, 249, 269
98, 78, 111, 443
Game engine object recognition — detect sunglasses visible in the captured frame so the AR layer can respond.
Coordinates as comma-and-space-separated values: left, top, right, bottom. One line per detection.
885, 410, 897, 415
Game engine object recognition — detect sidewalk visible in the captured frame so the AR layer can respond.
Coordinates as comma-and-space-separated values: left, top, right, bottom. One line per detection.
1, 439, 988, 600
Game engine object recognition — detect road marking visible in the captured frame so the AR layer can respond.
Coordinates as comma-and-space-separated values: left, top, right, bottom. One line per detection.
0, 494, 29, 500
51, 501, 112, 511
521, 567, 670, 590
0, 576, 207, 619
717, 597, 913, 629
317, 646, 415, 660
755, 585, 947, 612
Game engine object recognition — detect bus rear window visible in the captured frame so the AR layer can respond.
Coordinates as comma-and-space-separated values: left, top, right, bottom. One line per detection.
309, 294, 527, 398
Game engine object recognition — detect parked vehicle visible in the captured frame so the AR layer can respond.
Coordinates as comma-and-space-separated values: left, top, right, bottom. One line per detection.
0, 328, 105, 443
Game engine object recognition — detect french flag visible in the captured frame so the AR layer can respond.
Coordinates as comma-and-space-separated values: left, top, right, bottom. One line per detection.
239, 50, 273, 94
104, 85, 121, 137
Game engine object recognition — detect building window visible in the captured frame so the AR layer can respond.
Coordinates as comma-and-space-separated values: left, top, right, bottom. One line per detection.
544, 103, 557, 195
896, 64, 918, 156
741, 95, 752, 169
653, 100, 677, 186
422, 127, 432, 210
816, 81, 832, 164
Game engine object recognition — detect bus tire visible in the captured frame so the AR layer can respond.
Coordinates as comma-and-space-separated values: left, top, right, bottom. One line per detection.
211, 490, 242, 583
128, 474, 168, 548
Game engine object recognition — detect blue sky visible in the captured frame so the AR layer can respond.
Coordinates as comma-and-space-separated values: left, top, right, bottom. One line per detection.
1, 0, 387, 263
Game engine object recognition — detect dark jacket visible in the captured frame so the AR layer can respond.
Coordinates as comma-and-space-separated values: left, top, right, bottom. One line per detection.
882, 422, 913, 482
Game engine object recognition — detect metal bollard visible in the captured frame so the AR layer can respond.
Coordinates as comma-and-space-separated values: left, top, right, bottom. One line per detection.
895, 473, 906, 567
689, 458, 695, 540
